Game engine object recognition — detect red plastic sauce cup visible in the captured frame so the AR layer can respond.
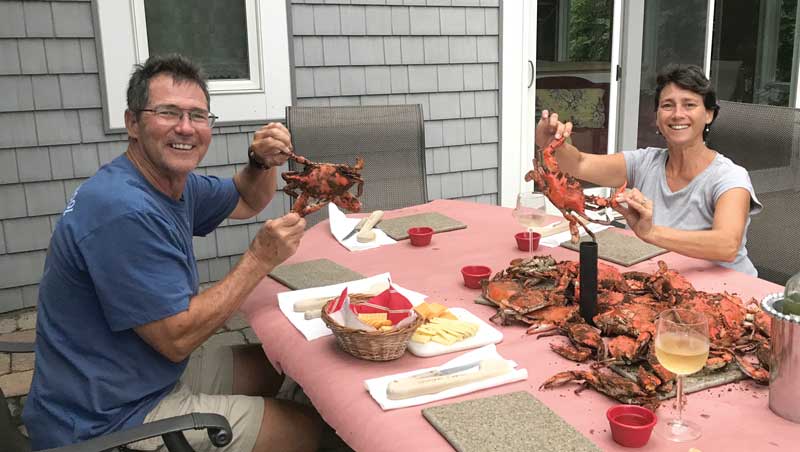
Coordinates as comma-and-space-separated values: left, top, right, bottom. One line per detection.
461, 265, 491, 289
606, 404, 657, 448
408, 227, 434, 246
515, 231, 541, 251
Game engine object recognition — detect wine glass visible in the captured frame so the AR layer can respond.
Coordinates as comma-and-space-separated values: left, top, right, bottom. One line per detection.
654, 308, 710, 442
512, 192, 553, 256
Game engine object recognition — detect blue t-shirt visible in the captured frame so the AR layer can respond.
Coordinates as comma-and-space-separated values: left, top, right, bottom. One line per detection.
22, 155, 239, 449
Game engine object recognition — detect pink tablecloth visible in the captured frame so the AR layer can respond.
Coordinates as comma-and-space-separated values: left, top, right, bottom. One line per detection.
241, 199, 794, 451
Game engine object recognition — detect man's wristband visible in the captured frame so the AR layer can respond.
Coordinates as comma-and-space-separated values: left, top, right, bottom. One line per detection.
248, 148, 271, 170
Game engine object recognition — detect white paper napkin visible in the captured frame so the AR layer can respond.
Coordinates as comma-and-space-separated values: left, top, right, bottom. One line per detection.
328, 204, 396, 252
363, 344, 528, 410
277, 272, 427, 341
539, 222, 610, 248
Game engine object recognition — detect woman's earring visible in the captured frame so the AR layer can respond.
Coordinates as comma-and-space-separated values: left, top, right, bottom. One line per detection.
655, 128, 661, 136
704, 124, 710, 133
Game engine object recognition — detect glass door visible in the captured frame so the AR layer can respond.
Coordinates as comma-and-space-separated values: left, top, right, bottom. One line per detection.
530, 0, 620, 156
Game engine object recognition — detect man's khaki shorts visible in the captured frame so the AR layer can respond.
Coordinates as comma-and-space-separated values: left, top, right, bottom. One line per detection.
127, 346, 264, 452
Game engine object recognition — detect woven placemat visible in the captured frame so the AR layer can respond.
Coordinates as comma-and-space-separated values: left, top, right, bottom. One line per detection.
423, 391, 600, 452
268, 258, 365, 290
560, 228, 667, 267
378, 212, 467, 240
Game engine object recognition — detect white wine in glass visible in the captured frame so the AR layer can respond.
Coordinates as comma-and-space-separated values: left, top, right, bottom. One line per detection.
512, 192, 554, 256
654, 309, 710, 442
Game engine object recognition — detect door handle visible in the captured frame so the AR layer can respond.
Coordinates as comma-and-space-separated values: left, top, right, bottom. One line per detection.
528, 60, 535, 88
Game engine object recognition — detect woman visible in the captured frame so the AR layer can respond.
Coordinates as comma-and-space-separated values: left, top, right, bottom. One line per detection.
536, 64, 762, 276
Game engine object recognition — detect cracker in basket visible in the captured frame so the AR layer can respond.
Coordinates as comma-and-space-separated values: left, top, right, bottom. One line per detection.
358, 313, 392, 329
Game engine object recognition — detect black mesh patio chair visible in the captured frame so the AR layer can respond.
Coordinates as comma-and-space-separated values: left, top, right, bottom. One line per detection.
0, 342, 232, 452
285, 104, 428, 227
707, 100, 800, 284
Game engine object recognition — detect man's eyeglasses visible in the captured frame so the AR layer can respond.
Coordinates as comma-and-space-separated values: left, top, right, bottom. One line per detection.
138, 105, 218, 128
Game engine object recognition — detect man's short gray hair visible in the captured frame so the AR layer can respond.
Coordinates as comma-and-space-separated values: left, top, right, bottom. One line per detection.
126, 54, 210, 117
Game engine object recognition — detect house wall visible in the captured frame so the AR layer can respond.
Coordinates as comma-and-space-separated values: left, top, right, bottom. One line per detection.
0, 0, 501, 314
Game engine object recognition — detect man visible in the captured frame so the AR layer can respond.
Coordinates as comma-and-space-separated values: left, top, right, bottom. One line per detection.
23, 54, 322, 452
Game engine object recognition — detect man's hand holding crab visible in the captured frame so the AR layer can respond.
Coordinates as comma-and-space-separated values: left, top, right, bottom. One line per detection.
248, 122, 293, 169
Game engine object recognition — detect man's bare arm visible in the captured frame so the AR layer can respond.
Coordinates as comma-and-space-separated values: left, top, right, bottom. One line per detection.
135, 213, 305, 362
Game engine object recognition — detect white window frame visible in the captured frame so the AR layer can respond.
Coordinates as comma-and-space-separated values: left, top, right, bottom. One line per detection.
93, 0, 292, 132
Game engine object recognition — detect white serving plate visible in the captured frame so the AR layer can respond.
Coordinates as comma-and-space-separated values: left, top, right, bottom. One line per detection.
406, 307, 503, 357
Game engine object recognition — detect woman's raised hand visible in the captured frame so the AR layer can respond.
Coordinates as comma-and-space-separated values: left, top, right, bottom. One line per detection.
614, 188, 654, 241
536, 110, 573, 148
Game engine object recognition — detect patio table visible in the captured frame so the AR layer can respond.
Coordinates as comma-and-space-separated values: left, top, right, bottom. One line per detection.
240, 199, 796, 451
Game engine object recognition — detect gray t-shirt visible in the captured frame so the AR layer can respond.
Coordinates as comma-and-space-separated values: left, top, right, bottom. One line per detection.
623, 147, 763, 276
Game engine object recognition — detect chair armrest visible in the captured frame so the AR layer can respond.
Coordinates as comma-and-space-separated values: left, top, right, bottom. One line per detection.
0, 341, 35, 353
40, 413, 232, 452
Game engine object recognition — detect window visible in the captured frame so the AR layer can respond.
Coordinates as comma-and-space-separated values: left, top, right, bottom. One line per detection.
94, 0, 291, 132
143, 0, 251, 81
710, 0, 798, 106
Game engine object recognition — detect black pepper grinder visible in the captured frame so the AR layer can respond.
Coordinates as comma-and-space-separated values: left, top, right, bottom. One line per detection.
579, 241, 598, 325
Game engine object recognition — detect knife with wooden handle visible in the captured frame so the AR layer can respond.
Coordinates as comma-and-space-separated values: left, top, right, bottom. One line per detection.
386, 359, 512, 400
303, 309, 322, 320
293, 295, 337, 313
342, 216, 369, 241
356, 210, 384, 243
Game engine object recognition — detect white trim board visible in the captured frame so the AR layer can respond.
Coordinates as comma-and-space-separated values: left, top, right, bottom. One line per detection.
499, 0, 529, 207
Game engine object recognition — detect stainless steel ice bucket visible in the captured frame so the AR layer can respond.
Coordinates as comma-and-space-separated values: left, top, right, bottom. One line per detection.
761, 293, 800, 423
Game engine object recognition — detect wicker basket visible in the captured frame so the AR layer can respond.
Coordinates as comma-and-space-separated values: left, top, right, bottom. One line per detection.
321, 298, 423, 361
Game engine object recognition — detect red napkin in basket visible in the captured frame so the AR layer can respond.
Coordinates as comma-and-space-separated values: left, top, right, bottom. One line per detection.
325, 285, 413, 325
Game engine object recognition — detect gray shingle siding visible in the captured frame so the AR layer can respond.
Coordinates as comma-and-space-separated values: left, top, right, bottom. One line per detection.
0, 40, 22, 74
19, 39, 48, 74
0, 76, 34, 112
0, 2, 26, 38
0, 1, 284, 313
17, 146, 52, 182
0, 149, 19, 184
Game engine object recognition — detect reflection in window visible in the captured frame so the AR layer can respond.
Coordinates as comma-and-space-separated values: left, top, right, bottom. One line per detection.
711, 0, 797, 106
637, 0, 707, 148
536, 0, 612, 64
537, 0, 558, 62
144, 0, 249, 80
568, 0, 612, 63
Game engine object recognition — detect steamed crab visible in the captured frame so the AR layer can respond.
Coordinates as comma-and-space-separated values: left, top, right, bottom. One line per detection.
540, 368, 660, 411
280, 150, 365, 216
483, 256, 772, 408
525, 136, 627, 243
